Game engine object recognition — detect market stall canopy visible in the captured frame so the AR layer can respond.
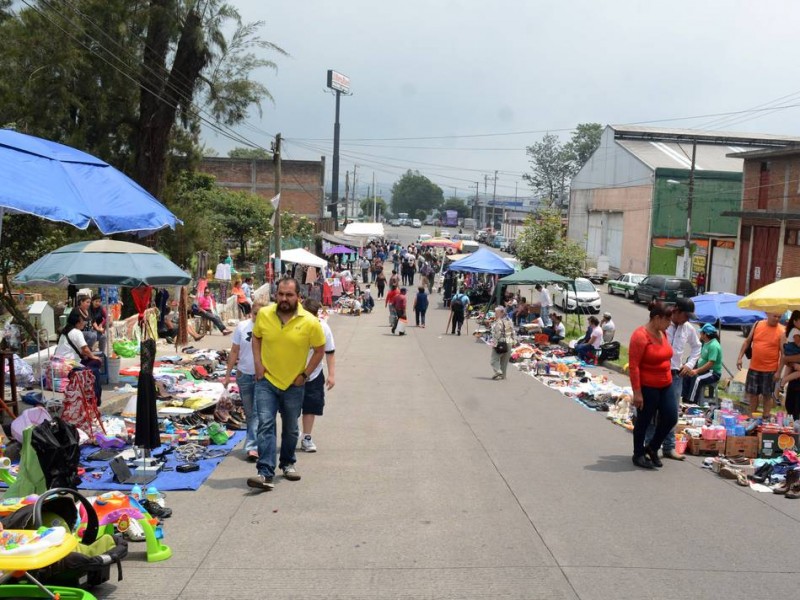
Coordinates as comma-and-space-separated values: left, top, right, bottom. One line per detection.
324, 245, 354, 255
14, 240, 191, 287
691, 292, 765, 325
274, 248, 327, 269
738, 277, 800, 313
448, 248, 514, 275
318, 231, 357, 247
421, 238, 460, 249
343, 222, 384, 238
498, 264, 572, 285
0, 129, 181, 235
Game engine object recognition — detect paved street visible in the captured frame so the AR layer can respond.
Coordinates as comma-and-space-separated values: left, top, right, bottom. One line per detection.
95, 230, 800, 600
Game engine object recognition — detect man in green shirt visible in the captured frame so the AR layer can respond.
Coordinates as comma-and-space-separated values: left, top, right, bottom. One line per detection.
686, 323, 723, 404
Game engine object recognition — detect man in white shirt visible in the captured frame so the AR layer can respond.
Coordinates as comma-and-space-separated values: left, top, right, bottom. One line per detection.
536, 284, 552, 327
224, 296, 268, 461
601, 312, 616, 343
645, 298, 701, 460
300, 299, 336, 452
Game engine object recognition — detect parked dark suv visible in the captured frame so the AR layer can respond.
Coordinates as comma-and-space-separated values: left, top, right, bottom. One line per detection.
632, 275, 696, 305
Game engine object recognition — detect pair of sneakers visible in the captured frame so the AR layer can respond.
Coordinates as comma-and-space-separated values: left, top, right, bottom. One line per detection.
247, 465, 301, 491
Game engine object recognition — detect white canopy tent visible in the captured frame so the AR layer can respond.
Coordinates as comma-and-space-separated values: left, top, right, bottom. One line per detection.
343, 222, 385, 238
273, 248, 327, 269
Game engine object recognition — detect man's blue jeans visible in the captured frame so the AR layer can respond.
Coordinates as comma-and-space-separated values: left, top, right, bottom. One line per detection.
236, 373, 257, 453
644, 372, 681, 452
254, 377, 305, 478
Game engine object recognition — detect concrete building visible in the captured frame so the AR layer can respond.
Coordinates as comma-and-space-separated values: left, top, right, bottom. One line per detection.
200, 156, 326, 220
724, 146, 800, 295
567, 126, 800, 292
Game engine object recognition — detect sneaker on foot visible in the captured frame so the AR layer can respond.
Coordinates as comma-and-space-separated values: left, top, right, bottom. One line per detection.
492, 373, 502, 380
247, 474, 274, 490
282, 464, 301, 481
301, 435, 317, 453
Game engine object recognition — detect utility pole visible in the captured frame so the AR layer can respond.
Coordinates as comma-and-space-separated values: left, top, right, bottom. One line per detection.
352, 164, 358, 220
344, 170, 350, 224
490, 170, 498, 230
684, 140, 696, 279
327, 70, 351, 227
474, 181, 480, 224
372, 172, 377, 221
273, 133, 281, 262
483, 175, 489, 228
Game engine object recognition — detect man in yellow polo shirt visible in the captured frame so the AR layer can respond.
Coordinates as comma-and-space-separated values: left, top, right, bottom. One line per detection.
248, 278, 325, 491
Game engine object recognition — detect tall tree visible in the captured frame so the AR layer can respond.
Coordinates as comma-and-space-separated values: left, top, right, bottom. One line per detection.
212, 190, 271, 263
359, 196, 387, 218
523, 123, 603, 209
564, 123, 602, 170
523, 134, 573, 208
515, 209, 586, 278
443, 197, 469, 218
390, 170, 444, 217
228, 147, 271, 159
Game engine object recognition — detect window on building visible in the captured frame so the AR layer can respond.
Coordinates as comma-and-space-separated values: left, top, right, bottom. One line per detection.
758, 162, 770, 210
788, 230, 798, 246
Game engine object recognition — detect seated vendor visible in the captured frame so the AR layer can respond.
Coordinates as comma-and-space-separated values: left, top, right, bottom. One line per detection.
514, 298, 530, 325
55, 311, 103, 405
191, 288, 231, 335
161, 306, 204, 343
232, 279, 251, 316
542, 314, 566, 343
575, 315, 603, 362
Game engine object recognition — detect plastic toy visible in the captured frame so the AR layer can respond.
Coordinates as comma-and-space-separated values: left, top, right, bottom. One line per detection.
91, 492, 171, 563
0, 457, 17, 486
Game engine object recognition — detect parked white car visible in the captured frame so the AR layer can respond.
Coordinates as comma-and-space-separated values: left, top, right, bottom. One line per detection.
550, 277, 602, 314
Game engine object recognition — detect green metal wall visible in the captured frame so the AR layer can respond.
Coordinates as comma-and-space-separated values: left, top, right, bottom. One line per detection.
651, 169, 741, 238
649, 245, 679, 275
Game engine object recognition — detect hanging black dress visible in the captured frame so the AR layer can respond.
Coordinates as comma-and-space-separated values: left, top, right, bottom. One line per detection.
134, 338, 160, 449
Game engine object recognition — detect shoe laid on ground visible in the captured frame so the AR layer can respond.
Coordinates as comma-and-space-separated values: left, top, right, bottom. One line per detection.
123, 517, 146, 542
632, 454, 655, 469
282, 464, 301, 481
247, 474, 274, 490
301, 435, 317, 453
663, 449, 686, 461
141, 499, 172, 519
247, 450, 258, 462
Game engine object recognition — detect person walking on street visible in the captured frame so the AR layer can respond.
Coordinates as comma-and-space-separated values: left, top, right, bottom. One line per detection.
450, 289, 469, 335
490, 306, 517, 380
224, 295, 268, 462
359, 256, 370, 283
376, 271, 387, 298
536, 284, 552, 327
391, 287, 408, 335
389, 270, 400, 289
629, 301, 676, 469
644, 297, 700, 461
413, 286, 429, 327
247, 278, 326, 491
299, 299, 336, 453
737, 313, 784, 417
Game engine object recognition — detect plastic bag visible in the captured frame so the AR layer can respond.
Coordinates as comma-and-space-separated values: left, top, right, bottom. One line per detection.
112, 339, 139, 358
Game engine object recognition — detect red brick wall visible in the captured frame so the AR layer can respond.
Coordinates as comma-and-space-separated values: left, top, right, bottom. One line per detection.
741, 156, 800, 211
199, 157, 325, 219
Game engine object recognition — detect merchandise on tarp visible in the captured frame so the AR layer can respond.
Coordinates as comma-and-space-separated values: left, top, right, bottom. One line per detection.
0, 128, 181, 240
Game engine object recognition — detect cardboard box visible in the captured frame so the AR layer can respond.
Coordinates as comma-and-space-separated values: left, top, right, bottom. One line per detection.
758, 432, 799, 458
725, 436, 759, 459
689, 438, 725, 456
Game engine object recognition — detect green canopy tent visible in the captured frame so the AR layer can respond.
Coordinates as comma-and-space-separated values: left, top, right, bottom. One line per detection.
496, 264, 580, 325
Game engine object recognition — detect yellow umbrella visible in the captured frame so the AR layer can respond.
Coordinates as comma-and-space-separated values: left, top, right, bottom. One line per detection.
737, 277, 800, 313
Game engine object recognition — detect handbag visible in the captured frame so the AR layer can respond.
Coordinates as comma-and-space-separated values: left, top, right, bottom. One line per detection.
494, 321, 509, 354
744, 322, 758, 360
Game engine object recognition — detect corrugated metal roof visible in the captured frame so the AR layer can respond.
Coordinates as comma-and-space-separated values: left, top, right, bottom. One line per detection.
611, 125, 800, 146
616, 139, 751, 172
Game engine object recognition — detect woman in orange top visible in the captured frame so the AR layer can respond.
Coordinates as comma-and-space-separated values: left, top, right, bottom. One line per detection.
232, 279, 251, 316
628, 301, 676, 469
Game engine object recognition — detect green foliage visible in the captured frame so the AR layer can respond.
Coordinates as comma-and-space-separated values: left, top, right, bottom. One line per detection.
211, 190, 271, 262
515, 209, 586, 278
564, 123, 602, 168
414, 209, 427, 220
228, 146, 271, 159
359, 196, 387, 217
523, 123, 603, 209
390, 170, 444, 217
443, 197, 469, 217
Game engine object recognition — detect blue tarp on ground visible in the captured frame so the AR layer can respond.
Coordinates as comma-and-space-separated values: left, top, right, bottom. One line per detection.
0, 129, 180, 234
447, 248, 515, 275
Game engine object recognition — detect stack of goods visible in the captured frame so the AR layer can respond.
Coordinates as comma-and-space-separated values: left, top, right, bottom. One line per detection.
41, 356, 76, 392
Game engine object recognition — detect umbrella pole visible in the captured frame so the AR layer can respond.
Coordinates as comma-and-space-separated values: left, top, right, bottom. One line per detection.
445, 310, 452, 334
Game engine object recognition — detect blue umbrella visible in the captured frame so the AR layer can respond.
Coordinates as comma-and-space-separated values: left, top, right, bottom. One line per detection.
690, 292, 765, 326
0, 129, 181, 237
14, 240, 190, 287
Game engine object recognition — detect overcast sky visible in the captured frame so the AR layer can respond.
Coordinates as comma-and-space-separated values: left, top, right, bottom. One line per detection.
203, 0, 800, 200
